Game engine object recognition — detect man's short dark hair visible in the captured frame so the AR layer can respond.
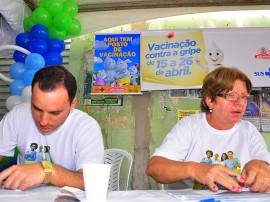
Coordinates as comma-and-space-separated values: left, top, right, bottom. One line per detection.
32, 65, 77, 104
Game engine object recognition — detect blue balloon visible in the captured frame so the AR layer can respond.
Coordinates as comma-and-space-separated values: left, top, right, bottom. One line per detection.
44, 52, 63, 66
10, 80, 26, 96
10, 62, 27, 80
16, 32, 31, 49
29, 38, 48, 55
47, 38, 65, 53
30, 24, 49, 41
24, 70, 37, 86
25, 53, 45, 70
13, 50, 28, 63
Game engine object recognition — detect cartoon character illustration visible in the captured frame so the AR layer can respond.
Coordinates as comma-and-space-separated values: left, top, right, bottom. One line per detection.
112, 58, 131, 87
105, 69, 116, 86
24, 143, 38, 161
103, 56, 116, 70
195, 42, 224, 72
200, 150, 213, 164
129, 63, 139, 85
117, 69, 131, 85
93, 69, 106, 86
116, 58, 129, 72
102, 56, 117, 86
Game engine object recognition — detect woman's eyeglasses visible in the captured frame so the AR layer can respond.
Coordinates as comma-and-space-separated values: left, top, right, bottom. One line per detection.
216, 93, 253, 102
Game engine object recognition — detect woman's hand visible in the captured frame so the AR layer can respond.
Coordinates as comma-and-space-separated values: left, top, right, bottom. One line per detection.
190, 163, 243, 192
241, 160, 270, 192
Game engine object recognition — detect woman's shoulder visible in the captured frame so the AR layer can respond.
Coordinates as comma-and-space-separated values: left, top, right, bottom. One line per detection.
181, 112, 204, 123
175, 112, 205, 129
239, 118, 259, 131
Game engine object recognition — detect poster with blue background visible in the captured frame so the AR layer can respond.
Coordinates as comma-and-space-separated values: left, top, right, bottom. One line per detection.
92, 33, 141, 94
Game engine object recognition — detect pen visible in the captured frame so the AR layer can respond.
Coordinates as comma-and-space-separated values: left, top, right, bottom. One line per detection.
198, 198, 220, 202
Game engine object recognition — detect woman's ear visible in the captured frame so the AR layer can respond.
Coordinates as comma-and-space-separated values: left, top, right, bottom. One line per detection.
205, 96, 213, 109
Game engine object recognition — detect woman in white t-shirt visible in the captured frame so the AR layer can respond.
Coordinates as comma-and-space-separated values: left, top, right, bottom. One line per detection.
146, 66, 270, 193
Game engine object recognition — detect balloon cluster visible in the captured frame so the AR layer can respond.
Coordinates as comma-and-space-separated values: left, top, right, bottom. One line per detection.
3, 0, 82, 111
23, 0, 81, 40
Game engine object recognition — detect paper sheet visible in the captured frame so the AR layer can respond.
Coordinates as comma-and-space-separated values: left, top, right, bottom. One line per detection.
0, 189, 29, 198
164, 188, 270, 201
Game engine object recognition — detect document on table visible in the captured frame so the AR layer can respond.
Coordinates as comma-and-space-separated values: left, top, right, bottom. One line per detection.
59, 186, 87, 202
0, 189, 29, 198
164, 188, 270, 201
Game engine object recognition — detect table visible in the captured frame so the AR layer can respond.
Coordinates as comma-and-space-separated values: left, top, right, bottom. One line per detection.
2, 185, 270, 202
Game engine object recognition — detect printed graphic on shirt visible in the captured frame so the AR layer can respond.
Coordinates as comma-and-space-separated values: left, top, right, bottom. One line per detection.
24, 143, 52, 164
193, 150, 241, 190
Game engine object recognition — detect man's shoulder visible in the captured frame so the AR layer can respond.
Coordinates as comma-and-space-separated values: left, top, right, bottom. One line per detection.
7, 102, 31, 115
70, 108, 91, 118
14, 102, 30, 109
68, 109, 99, 124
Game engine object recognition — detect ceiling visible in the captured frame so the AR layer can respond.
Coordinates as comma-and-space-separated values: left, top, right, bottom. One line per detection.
24, 0, 270, 13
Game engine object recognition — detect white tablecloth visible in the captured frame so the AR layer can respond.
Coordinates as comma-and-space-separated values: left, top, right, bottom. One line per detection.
2, 185, 270, 202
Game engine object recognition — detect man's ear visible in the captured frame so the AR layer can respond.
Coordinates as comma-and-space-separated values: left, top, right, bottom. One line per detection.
70, 98, 77, 110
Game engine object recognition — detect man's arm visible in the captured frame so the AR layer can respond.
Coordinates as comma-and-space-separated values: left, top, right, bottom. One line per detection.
146, 156, 243, 192
0, 162, 84, 190
51, 164, 84, 190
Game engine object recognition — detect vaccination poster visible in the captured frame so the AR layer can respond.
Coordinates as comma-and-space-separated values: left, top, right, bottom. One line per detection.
140, 28, 270, 91
92, 33, 141, 94
140, 30, 208, 91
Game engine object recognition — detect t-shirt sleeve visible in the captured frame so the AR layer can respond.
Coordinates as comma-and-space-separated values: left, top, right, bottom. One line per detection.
74, 117, 104, 171
0, 106, 21, 157
152, 115, 198, 161
246, 122, 270, 164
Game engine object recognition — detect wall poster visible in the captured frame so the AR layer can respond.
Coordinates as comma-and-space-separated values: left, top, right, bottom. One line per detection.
242, 87, 270, 132
83, 70, 123, 106
91, 33, 141, 94
140, 28, 270, 91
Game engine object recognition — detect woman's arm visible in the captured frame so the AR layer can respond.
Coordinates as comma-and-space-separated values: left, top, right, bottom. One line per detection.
146, 156, 243, 192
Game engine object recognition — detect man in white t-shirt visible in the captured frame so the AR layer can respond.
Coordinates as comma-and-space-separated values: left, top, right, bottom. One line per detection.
0, 65, 104, 190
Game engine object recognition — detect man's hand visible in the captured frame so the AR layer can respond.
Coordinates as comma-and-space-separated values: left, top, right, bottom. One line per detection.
0, 163, 44, 190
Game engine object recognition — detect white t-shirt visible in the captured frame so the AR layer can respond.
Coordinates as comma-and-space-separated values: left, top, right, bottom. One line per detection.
0, 103, 104, 171
152, 113, 270, 189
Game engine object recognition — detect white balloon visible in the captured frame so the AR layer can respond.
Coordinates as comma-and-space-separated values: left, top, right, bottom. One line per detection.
6, 95, 23, 111
0, 73, 14, 83
0, 45, 30, 55
0, 45, 31, 83
22, 85, 32, 102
